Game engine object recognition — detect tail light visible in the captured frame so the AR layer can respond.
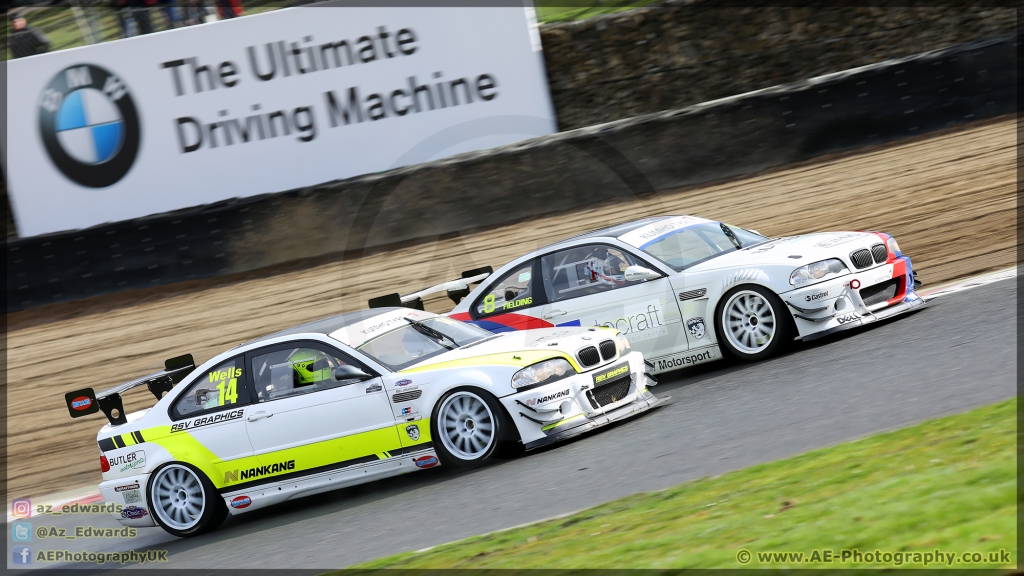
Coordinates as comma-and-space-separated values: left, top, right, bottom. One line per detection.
100, 455, 110, 473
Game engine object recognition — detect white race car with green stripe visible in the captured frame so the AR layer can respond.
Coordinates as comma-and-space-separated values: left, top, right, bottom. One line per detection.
65, 307, 664, 537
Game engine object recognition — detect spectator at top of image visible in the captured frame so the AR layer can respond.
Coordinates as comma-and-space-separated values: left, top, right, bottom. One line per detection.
9, 11, 51, 58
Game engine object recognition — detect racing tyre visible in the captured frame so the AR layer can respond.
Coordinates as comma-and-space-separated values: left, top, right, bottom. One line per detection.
715, 284, 795, 362
431, 388, 510, 468
148, 463, 227, 537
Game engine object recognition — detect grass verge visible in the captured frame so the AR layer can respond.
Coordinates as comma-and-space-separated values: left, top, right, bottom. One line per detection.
346, 398, 1016, 569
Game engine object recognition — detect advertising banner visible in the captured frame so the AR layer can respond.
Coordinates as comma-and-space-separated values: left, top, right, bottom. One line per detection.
3, 5, 555, 237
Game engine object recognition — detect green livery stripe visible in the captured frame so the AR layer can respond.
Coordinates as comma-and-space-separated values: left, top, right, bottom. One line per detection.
542, 414, 585, 431
400, 350, 583, 374
138, 417, 435, 490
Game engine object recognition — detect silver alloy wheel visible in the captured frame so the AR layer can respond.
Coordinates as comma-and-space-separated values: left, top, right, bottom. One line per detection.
438, 391, 495, 461
722, 289, 777, 354
152, 464, 205, 531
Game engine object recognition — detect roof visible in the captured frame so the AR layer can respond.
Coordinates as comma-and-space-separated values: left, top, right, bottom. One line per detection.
244, 308, 402, 346
540, 216, 674, 251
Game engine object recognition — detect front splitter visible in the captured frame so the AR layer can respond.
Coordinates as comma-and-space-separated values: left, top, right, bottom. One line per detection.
523, 390, 669, 451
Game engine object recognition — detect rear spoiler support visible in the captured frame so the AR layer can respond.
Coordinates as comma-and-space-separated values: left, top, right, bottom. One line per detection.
369, 266, 492, 310
65, 354, 196, 426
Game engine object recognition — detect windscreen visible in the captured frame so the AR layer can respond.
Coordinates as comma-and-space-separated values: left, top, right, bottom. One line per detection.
356, 317, 492, 371
639, 222, 768, 271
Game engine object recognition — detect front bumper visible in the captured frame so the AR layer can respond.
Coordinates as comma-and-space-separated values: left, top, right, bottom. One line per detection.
782, 256, 927, 340
501, 351, 667, 450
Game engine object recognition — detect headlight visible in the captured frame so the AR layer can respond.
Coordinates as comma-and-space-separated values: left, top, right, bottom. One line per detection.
615, 332, 631, 354
512, 358, 576, 390
790, 258, 848, 286
886, 236, 901, 256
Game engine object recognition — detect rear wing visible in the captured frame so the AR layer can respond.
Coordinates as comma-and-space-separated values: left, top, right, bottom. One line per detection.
368, 266, 492, 311
64, 354, 196, 427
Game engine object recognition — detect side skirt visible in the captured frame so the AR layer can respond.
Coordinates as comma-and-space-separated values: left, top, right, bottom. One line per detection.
220, 447, 439, 514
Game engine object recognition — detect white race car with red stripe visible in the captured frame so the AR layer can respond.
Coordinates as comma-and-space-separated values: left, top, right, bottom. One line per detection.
382, 215, 925, 373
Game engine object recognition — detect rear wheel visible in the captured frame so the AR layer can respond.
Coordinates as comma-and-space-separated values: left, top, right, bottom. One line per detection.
148, 463, 226, 538
431, 388, 508, 468
715, 285, 794, 362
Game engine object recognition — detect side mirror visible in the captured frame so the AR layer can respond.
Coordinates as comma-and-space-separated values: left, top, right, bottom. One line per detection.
332, 366, 373, 382
624, 265, 661, 282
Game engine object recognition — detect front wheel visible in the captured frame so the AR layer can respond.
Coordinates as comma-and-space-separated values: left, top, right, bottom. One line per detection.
148, 463, 226, 537
715, 285, 794, 362
431, 388, 508, 468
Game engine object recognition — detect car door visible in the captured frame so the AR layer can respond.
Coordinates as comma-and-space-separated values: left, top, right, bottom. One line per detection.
537, 243, 689, 359
243, 341, 401, 474
168, 354, 255, 480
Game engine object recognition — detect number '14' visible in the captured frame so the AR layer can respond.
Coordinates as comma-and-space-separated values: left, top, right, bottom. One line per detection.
216, 378, 238, 406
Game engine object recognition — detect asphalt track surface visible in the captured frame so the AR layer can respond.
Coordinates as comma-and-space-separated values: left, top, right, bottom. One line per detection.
20, 277, 1016, 571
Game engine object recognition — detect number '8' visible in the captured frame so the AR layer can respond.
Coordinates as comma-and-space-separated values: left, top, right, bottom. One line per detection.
483, 294, 496, 314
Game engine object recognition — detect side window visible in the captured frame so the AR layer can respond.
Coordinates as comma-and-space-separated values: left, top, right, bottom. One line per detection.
474, 262, 537, 317
249, 345, 361, 403
541, 244, 654, 303
173, 355, 249, 418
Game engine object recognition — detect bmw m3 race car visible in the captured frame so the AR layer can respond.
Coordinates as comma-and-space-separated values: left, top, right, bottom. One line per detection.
64, 307, 662, 537
374, 215, 925, 373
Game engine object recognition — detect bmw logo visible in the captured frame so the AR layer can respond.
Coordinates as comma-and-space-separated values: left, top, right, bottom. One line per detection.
38, 64, 140, 188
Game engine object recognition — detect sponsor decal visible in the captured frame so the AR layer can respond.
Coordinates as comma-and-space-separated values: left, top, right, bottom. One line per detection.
656, 350, 716, 370
365, 383, 383, 393
593, 362, 629, 385
396, 379, 412, 387
526, 329, 580, 347
526, 389, 570, 407
805, 290, 830, 302
414, 455, 438, 469
223, 460, 296, 484
618, 215, 707, 247
114, 483, 140, 492
836, 313, 859, 325
70, 396, 93, 411
108, 450, 145, 473
120, 506, 148, 520
813, 232, 863, 248
401, 407, 413, 415
38, 64, 141, 188
686, 317, 706, 340
230, 496, 252, 509
406, 424, 420, 441
870, 269, 893, 284
591, 303, 668, 341
171, 408, 244, 433
122, 489, 142, 504
359, 315, 411, 335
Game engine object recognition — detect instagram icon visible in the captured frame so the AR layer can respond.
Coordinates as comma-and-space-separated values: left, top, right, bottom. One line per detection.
11, 498, 31, 519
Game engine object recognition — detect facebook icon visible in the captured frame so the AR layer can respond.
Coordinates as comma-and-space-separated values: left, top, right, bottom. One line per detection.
13, 545, 32, 564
